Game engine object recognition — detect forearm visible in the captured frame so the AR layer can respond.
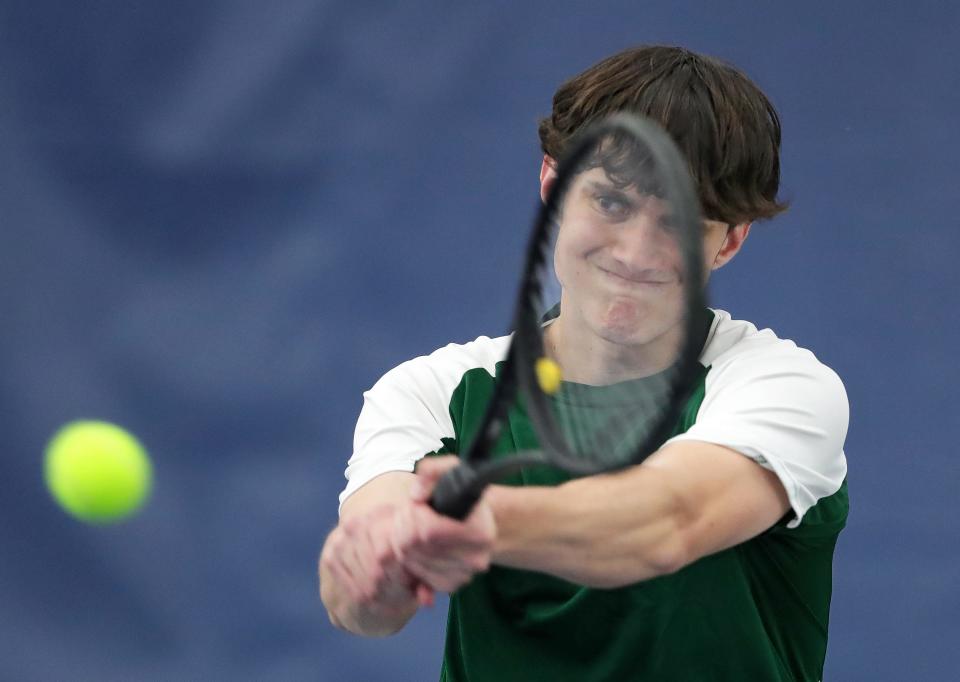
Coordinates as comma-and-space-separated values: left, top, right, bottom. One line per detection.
488, 464, 689, 588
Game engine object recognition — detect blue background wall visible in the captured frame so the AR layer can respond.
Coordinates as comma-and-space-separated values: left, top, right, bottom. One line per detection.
1, 2, 957, 679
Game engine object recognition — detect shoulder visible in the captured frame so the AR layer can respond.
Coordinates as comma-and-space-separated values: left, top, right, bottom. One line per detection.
372, 334, 511, 395
701, 309, 845, 396
360, 333, 512, 436
342, 334, 510, 510
672, 309, 849, 529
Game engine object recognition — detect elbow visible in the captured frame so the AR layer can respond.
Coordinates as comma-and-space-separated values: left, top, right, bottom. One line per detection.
644, 531, 691, 577
570, 483, 696, 587
577, 541, 688, 589
642, 490, 697, 579
644, 467, 701, 577
579, 524, 692, 589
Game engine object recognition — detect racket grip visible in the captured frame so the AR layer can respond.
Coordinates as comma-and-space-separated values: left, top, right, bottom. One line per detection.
428, 464, 484, 521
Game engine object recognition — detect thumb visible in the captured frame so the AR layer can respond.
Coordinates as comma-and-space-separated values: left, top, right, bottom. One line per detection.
415, 582, 435, 608
411, 455, 461, 501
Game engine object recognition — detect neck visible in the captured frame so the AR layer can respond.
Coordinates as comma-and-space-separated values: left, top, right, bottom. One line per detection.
545, 299, 682, 385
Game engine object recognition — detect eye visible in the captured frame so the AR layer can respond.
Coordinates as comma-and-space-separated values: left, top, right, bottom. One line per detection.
594, 193, 631, 220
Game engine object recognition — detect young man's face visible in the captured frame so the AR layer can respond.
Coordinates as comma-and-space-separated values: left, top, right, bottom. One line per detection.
550, 166, 742, 348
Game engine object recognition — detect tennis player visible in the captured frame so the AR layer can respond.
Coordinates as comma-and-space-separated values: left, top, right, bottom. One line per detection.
320, 45, 848, 681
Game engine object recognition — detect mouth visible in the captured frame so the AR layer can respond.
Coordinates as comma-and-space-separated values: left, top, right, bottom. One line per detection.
597, 266, 673, 287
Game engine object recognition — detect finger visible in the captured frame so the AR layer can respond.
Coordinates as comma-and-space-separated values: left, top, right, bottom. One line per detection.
320, 545, 347, 597
351, 521, 399, 603
408, 504, 495, 549
393, 501, 489, 557
380, 553, 418, 594
332, 510, 426, 613
415, 582, 435, 608
411, 456, 463, 500
405, 560, 475, 593
377, 563, 419, 606
401, 543, 490, 588
414, 455, 462, 480
361, 517, 420, 603
379, 555, 430, 609
333, 540, 368, 603
403, 548, 490, 582
403, 563, 463, 593
390, 501, 416, 559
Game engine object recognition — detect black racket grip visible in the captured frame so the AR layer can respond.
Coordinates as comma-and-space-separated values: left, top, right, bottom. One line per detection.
428, 464, 484, 521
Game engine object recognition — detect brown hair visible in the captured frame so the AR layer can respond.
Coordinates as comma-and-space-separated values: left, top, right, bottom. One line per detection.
538, 46, 787, 224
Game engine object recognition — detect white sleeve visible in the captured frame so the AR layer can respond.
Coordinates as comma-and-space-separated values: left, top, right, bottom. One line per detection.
337, 336, 509, 512
665, 344, 849, 528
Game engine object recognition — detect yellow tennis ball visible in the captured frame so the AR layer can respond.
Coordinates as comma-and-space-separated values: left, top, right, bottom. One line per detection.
44, 420, 152, 523
535, 357, 563, 394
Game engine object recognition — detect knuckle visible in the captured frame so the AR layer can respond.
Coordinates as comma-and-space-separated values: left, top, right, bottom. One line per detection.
322, 533, 341, 555
432, 577, 454, 593
320, 545, 343, 571
369, 568, 386, 591
471, 555, 490, 573
373, 542, 395, 565
357, 581, 378, 605
449, 574, 471, 591
414, 523, 432, 547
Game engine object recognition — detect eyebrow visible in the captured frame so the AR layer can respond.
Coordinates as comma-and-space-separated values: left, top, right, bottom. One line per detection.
584, 179, 634, 197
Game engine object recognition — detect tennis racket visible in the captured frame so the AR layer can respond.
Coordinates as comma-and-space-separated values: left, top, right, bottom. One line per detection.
429, 113, 707, 520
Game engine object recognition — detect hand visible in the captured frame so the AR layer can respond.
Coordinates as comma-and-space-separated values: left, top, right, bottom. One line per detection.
391, 456, 497, 594
320, 502, 435, 634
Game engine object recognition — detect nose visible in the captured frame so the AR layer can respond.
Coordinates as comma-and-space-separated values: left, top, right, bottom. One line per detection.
609, 212, 677, 273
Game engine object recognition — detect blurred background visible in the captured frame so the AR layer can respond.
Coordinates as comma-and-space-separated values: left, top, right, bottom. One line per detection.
1, 1, 957, 680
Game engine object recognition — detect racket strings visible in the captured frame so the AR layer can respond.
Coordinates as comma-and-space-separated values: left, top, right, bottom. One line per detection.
527, 295, 682, 469
523, 125, 694, 469
547, 360, 678, 466
430, 114, 704, 520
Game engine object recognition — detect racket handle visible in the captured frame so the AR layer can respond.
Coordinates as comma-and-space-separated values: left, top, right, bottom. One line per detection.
428, 464, 484, 521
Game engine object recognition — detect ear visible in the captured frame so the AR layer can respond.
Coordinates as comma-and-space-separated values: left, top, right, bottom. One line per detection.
712, 222, 751, 270
539, 155, 558, 204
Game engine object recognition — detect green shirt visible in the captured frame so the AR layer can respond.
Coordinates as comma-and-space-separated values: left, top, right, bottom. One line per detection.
436, 361, 847, 682
341, 309, 849, 681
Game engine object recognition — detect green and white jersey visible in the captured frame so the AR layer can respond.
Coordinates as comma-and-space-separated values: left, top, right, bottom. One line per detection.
340, 309, 849, 682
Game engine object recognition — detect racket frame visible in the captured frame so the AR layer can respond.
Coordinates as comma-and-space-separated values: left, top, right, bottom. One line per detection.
429, 113, 707, 519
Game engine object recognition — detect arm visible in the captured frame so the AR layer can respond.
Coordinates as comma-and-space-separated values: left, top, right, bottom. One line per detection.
395, 335, 845, 592
398, 444, 785, 592
487, 440, 790, 588
486, 340, 847, 586
319, 472, 429, 637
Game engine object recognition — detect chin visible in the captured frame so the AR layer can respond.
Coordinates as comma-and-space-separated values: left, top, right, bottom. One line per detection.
595, 325, 656, 347
592, 299, 681, 348
592, 316, 656, 346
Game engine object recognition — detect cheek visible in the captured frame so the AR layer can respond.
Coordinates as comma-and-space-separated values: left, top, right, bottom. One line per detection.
553, 231, 573, 287
553, 227, 593, 287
